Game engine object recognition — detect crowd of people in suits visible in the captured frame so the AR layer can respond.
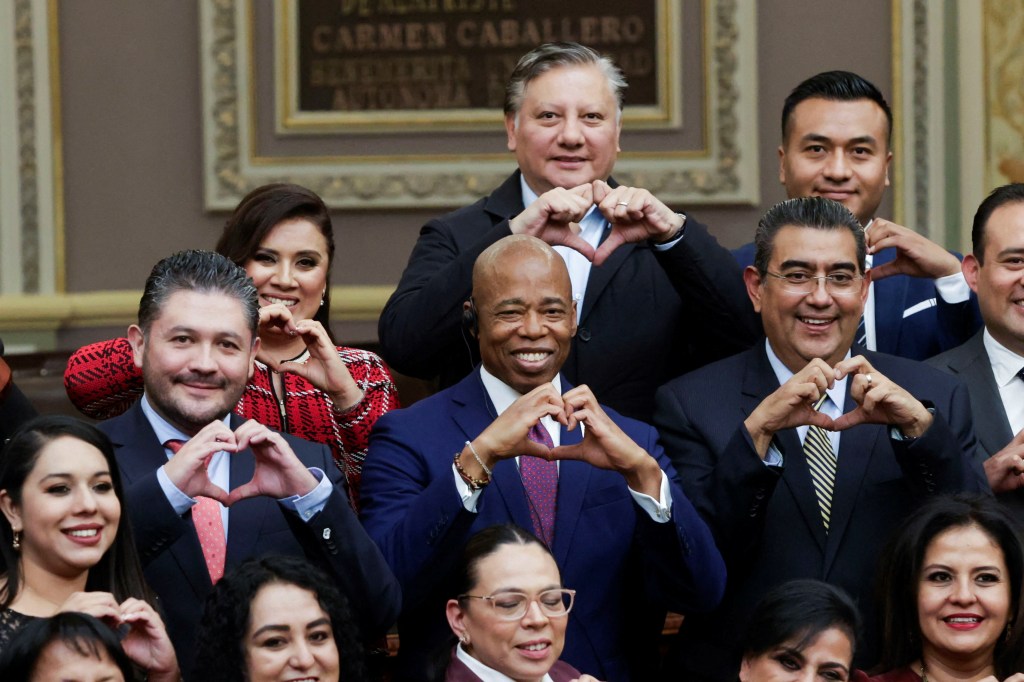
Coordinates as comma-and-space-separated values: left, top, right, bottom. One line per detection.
0, 39, 1023, 682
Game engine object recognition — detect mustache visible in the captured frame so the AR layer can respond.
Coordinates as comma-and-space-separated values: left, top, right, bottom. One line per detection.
172, 373, 227, 389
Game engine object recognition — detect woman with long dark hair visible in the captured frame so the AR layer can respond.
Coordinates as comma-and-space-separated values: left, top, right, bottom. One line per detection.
0, 416, 156, 653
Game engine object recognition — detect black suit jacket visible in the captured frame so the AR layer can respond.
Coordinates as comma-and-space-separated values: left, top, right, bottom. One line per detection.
928, 330, 1024, 522
99, 404, 401, 678
378, 170, 760, 421
653, 344, 988, 680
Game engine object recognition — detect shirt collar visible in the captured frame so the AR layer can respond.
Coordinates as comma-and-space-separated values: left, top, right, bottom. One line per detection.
983, 328, 1024, 387
519, 174, 601, 227
764, 339, 849, 413
455, 643, 555, 682
479, 365, 562, 416
140, 394, 232, 454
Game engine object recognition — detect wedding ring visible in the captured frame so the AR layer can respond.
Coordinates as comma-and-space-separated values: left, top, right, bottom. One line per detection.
865, 373, 873, 386
616, 201, 629, 207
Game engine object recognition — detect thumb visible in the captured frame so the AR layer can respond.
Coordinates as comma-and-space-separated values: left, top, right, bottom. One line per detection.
548, 443, 585, 462
559, 233, 596, 261
590, 179, 610, 203
831, 409, 866, 432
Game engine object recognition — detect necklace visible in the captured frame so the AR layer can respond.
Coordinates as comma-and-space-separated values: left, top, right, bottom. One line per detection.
919, 663, 928, 682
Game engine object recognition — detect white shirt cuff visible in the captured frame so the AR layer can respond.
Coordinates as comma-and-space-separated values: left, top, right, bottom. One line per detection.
278, 468, 332, 521
934, 271, 970, 303
453, 464, 484, 511
157, 465, 196, 516
764, 444, 784, 467
629, 470, 672, 523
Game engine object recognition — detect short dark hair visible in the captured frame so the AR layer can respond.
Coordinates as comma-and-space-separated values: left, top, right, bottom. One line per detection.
753, 197, 866, 275
0, 416, 153, 610
196, 555, 368, 682
137, 250, 259, 340
874, 494, 1024, 678
782, 71, 893, 146
215, 183, 336, 333
504, 42, 626, 120
0, 612, 134, 679
742, 580, 860, 662
970, 183, 1024, 263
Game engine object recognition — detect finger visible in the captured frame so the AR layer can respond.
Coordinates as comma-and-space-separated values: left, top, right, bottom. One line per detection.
832, 409, 867, 432
833, 355, 874, 380
866, 260, 899, 281
592, 232, 627, 266
558, 232, 596, 261
548, 443, 586, 462
225, 481, 260, 507
806, 411, 835, 431
258, 304, 299, 334
589, 179, 610, 204
570, 182, 595, 205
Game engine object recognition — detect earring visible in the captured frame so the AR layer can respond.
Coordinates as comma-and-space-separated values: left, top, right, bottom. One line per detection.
1006, 621, 1014, 642
320, 290, 326, 307
12, 530, 20, 551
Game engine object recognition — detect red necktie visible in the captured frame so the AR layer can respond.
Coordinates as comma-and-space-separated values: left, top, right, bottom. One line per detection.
519, 423, 557, 547
164, 440, 226, 583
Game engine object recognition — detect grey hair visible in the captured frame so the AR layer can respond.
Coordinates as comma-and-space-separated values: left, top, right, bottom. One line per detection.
137, 249, 259, 340
504, 42, 626, 125
753, 197, 866, 275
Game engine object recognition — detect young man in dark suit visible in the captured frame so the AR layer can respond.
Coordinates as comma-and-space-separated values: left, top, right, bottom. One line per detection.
99, 250, 399, 676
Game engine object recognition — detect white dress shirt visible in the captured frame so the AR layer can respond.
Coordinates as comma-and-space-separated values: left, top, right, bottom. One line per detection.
983, 329, 1024, 436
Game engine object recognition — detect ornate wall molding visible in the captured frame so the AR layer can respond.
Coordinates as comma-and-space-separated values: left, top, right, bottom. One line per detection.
200, 0, 759, 210
0, 0, 63, 295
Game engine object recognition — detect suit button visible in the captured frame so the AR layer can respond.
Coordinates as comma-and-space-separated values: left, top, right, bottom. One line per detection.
577, 328, 591, 342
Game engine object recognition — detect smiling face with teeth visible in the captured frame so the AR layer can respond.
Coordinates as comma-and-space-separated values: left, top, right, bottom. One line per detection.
746, 225, 868, 373
472, 239, 576, 394
963, 201, 1024, 358
917, 524, 1011, 668
0, 436, 120, 582
447, 542, 568, 681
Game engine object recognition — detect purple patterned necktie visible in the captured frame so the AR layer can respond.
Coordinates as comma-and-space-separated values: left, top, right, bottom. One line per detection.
520, 423, 558, 547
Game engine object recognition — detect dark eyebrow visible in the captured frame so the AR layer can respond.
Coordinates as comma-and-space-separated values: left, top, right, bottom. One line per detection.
996, 247, 1024, 259
800, 133, 878, 147
820, 662, 850, 673
251, 624, 290, 638
540, 297, 568, 306
494, 298, 526, 307
255, 247, 323, 259
39, 472, 111, 482
778, 259, 857, 272
306, 617, 332, 629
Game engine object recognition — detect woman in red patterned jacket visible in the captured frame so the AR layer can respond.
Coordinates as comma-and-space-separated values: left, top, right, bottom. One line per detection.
64, 184, 398, 508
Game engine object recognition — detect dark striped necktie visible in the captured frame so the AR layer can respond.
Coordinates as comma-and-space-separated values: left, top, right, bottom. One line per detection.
802, 396, 837, 532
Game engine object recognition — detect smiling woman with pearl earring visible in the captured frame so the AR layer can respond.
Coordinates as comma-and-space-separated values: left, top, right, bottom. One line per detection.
0, 416, 177, 679
64, 184, 400, 508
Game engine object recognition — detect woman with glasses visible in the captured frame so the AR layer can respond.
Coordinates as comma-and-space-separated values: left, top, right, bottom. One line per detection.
442, 524, 598, 682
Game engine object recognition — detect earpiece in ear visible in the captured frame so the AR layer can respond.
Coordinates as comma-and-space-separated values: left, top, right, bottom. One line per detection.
462, 298, 479, 336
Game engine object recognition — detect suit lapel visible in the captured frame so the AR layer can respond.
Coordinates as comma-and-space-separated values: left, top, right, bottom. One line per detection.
744, 348, 827, 552
950, 333, 1014, 457
451, 372, 535, 530
579, 238, 636, 324
115, 405, 211, 595
481, 171, 527, 222
870, 248, 907, 353
225, 415, 266, 564
552, 420, 589, 567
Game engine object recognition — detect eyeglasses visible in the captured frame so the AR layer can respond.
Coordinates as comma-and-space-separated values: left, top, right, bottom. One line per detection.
764, 271, 864, 296
458, 588, 576, 621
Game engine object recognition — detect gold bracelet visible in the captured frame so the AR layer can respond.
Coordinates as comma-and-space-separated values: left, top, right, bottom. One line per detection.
454, 450, 490, 490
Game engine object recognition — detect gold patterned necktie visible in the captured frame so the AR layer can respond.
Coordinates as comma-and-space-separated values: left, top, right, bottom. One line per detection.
803, 395, 837, 532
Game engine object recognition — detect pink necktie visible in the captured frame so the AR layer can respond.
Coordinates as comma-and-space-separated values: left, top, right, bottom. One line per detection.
519, 423, 557, 547
165, 440, 226, 583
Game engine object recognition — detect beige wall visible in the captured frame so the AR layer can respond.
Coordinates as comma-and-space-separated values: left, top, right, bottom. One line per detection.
54, 0, 894, 348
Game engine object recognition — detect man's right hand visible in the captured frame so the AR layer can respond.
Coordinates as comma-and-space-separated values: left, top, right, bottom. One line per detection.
743, 359, 837, 458
161, 421, 234, 505
509, 185, 596, 260
984, 429, 1024, 494
459, 384, 569, 480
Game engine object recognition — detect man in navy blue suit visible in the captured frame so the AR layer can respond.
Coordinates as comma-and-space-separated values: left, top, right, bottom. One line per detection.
656, 197, 987, 679
361, 235, 726, 682
733, 71, 981, 359
98, 251, 399, 677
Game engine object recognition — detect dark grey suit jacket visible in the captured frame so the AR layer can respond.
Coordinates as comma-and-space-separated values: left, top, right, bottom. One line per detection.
928, 330, 1024, 522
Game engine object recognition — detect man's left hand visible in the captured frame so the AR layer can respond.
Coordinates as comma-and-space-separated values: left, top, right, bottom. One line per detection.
591, 180, 684, 265
226, 419, 318, 505
548, 385, 662, 497
831, 356, 933, 437
866, 218, 961, 281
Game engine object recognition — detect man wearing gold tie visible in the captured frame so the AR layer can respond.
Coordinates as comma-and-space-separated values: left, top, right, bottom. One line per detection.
653, 196, 988, 680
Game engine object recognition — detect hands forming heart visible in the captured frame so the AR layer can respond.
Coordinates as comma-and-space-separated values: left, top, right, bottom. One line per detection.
509, 180, 684, 266
744, 355, 934, 459
468, 383, 661, 497
162, 419, 318, 507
